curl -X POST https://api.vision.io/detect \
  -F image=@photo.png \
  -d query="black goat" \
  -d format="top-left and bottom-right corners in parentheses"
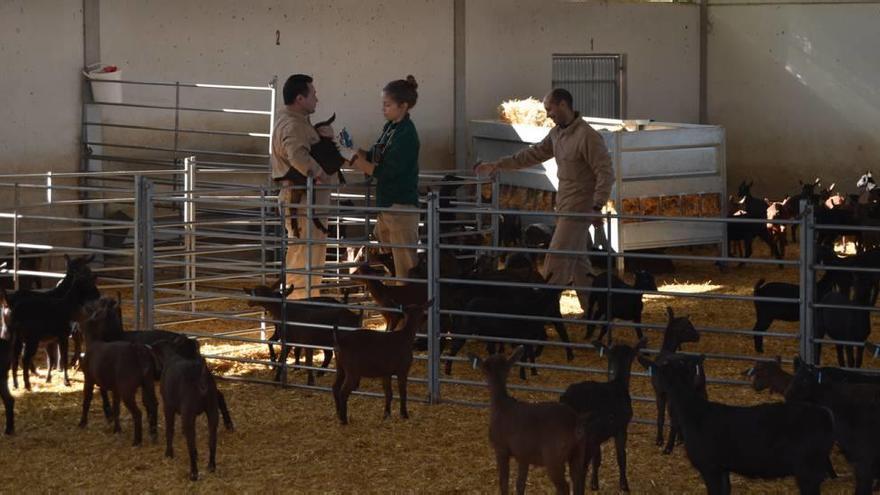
top-left (559, 339), bottom-right (645, 492)
top-left (750, 274), bottom-right (833, 354)
top-left (786, 363), bottom-right (880, 495)
top-left (153, 336), bottom-right (233, 481)
top-left (244, 284), bottom-right (360, 386)
top-left (661, 356), bottom-right (834, 495)
top-left (816, 278), bottom-right (873, 368)
top-left (639, 307), bottom-right (701, 452)
top-left (0, 309), bottom-right (14, 434)
top-left (584, 271), bottom-right (657, 342)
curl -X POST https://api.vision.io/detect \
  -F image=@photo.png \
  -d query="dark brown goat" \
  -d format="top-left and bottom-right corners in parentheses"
top-left (743, 356), bottom-right (791, 395)
top-left (78, 303), bottom-right (158, 446)
top-left (243, 284), bottom-right (360, 386)
top-left (331, 301), bottom-right (431, 425)
top-left (353, 263), bottom-right (427, 330)
top-left (153, 336), bottom-right (233, 481)
top-left (472, 347), bottom-right (586, 495)
top-left (640, 307), bottom-right (702, 454)
top-left (0, 309), bottom-right (14, 434)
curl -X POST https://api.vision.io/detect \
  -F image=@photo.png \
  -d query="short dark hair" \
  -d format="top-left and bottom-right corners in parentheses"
top-left (383, 75), bottom-right (419, 109)
top-left (283, 74), bottom-right (313, 105)
top-left (548, 88), bottom-right (574, 109)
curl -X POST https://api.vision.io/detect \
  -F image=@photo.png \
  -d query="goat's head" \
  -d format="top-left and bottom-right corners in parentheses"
top-left (784, 361), bottom-right (821, 403)
top-left (398, 299), bottom-right (433, 333)
top-left (599, 338), bottom-right (647, 382)
top-left (81, 296), bottom-right (123, 342)
top-left (743, 356), bottom-right (783, 393)
top-left (654, 353), bottom-right (707, 392)
top-left (736, 180), bottom-right (754, 201)
top-left (243, 283), bottom-right (294, 305)
top-left (665, 306), bottom-right (700, 346)
top-left (634, 270), bottom-right (658, 292)
top-left (469, 345), bottom-right (525, 383)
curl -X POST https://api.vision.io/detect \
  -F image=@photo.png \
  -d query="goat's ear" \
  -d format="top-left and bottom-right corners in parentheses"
top-left (814, 177), bottom-right (821, 185)
top-left (635, 337), bottom-right (648, 351)
top-left (829, 183), bottom-right (836, 191)
top-left (636, 354), bottom-right (654, 370)
top-left (666, 306), bottom-right (674, 320)
top-left (466, 353), bottom-right (482, 370)
top-left (774, 355), bottom-right (782, 364)
top-left (742, 367), bottom-right (755, 377)
top-left (86, 254), bottom-right (96, 263)
top-left (64, 253), bottom-right (71, 264)
top-left (509, 346), bottom-right (526, 365)
top-left (423, 298), bottom-right (435, 311)
top-left (792, 355), bottom-right (802, 371)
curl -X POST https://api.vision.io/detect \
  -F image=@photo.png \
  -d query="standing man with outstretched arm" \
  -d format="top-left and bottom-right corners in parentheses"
top-left (271, 74), bottom-right (335, 298)
top-left (475, 88), bottom-right (615, 313)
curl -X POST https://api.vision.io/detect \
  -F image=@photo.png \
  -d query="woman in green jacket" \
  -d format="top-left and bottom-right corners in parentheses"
top-left (351, 75), bottom-right (421, 279)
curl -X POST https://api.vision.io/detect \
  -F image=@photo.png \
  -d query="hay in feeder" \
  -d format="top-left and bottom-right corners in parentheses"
top-left (498, 97), bottom-right (553, 128)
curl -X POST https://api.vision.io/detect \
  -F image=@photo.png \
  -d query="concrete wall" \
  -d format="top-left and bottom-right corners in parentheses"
top-left (0, 0), bottom-right (83, 178)
top-left (466, 0), bottom-right (700, 127)
top-left (707, 3), bottom-right (880, 198)
top-left (99, 0), bottom-right (455, 170)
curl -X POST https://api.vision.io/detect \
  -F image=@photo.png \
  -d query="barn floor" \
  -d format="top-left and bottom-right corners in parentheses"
top-left (2, 242), bottom-right (876, 492)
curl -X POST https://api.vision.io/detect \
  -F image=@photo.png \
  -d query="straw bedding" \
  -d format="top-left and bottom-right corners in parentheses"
top-left (1, 242), bottom-right (875, 492)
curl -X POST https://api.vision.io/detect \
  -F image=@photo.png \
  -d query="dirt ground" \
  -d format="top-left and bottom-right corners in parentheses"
top-left (1, 242), bottom-right (876, 493)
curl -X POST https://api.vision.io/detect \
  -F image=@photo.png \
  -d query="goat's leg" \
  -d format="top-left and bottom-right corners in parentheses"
top-left (59, 338), bottom-right (70, 387)
top-left (78, 376), bottom-right (94, 428)
top-left (182, 413), bottom-right (199, 481)
top-left (444, 336), bottom-right (468, 375)
top-left (121, 392), bottom-right (143, 446)
top-left (615, 429), bottom-right (630, 492)
top-left (634, 314), bottom-right (644, 340)
top-left (663, 418), bottom-right (679, 454)
top-left (217, 391), bottom-right (234, 431)
top-left (293, 346), bottom-right (302, 370)
top-left (100, 388), bottom-right (112, 422)
top-left (332, 369), bottom-right (344, 421)
top-left (317, 349), bottom-right (331, 378)
top-left (11, 336), bottom-right (21, 389)
top-left (834, 344), bottom-right (845, 367)
top-left (590, 444), bottom-right (601, 491)
top-left (21, 340), bottom-right (37, 391)
top-left (584, 302), bottom-right (599, 340)
top-left (845, 345), bottom-right (856, 368)
top-left (398, 373), bottom-right (409, 419)
top-left (206, 403), bottom-right (219, 474)
top-left (0, 358), bottom-right (12, 434)
top-left (551, 322), bottom-right (575, 361)
top-left (382, 376), bottom-right (393, 419)
top-left (654, 394), bottom-right (666, 446)
top-left (515, 461), bottom-right (530, 495)
top-left (752, 317), bottom-right (770, 354)
top-left (496, 451), bottom-right (511, 495)
top-left (856, 346), bottom-right (865, 368)
top-left (164, 403), bottom-right (176, 458)
top-left (825, 456), bottom-right (838, 480)
top-left (111, 391), bottom-right (122, 433)
top-left (142, 382), bottom-right (159, 442)
top-left (337, 375), bottom-right (358, 425)
top-left (545, 461), bottom-right (569, 495)
top-left (273, 342), bottom-right (292, 383)
top-left (305, 349), bottom-right (315, 387)
top-left (570, 441), bottom-right (587, 495)
top-left (698, 468), bottom-right (725, 495)
top-left (266, 326), bottom-right (279, 363)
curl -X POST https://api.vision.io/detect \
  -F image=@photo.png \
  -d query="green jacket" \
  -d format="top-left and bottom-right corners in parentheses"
top-left (367, 114), bottom-right (420, 207)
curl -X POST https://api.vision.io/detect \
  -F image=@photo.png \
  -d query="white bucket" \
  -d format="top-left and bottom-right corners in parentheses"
top-left (84, 65), bottom-right (123, 104)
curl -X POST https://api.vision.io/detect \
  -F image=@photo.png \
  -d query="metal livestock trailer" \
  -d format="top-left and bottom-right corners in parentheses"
top-left (470, 117), bottom-right (727, 268)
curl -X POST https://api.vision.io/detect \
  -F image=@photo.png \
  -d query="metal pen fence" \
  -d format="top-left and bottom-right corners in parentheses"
top-left (4, 168), bottom-right (880, 425)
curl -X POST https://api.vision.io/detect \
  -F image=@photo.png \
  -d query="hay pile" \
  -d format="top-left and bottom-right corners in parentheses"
top-left (498, 97), bottom-right (553, 128)
top-left (0, 242), bottom-right (876, 492)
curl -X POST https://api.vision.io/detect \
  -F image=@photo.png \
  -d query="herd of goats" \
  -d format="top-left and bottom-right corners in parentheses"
top-left (0, 170), bottom-right (879, 492)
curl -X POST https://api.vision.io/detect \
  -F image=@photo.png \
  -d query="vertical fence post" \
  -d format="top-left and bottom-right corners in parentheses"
top-left (183, 156), bottom-right (197, 313)
top-left (305, 175), bottom-right (314, 298)
top-left (133, 176), bottom-right (143, 331)
top-left (259, 185), bottom-right (268, 342)
top-left (799, 201), bottom-right (815, 364)
top-left (604, 209), bottom-right (614, 345)
top-left (12, 183), bottom-right (19, 290)
top-left (426, 192), bottom-right (441, 404)
top-left (135, 176), bottom-right (154, 331)
top-left (279, 183), bottom-right (289, 387)
top-left (490, 174), bottom-right (500, 254)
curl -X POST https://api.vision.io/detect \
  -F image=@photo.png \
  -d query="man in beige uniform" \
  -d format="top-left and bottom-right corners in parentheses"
top-left (475, 88), bottom-right (614, 312)
top-left (271, 74), bottom-right (335, 298)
